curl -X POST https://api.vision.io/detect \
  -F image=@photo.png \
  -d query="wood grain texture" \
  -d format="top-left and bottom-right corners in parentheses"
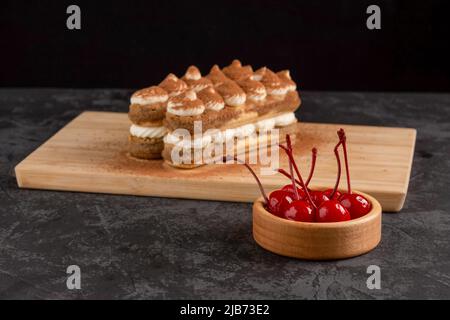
top-left (252, 191), bottom-right (382, 260)
top-left (15, 111), bottom-right (416, 212)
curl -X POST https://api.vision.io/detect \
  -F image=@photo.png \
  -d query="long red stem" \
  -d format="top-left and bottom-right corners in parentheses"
top-left (338, 129), bottom-right (352, 194)
top-left (305, 148), bottom-right (317, 186)
top-left (288, 155), bottom-right (300, 200)
top-left (285, 135), bottom-right (300, 200)
top-left (286, 134), bottom-right (293, 151)
top-left (225, 156), bottom-right (269, 204)
top-left (278, 147), bottom-right (317, 188)
top-left (279, 143), bottom-right (317, 210)
top-left (330, 139), bottom-right (343, 199)
top-left (278, 168), bottom-right (301, 186)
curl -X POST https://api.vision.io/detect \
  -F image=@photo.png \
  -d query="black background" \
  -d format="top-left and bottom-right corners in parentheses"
top-left (1, 0), bottom-right (449, 91)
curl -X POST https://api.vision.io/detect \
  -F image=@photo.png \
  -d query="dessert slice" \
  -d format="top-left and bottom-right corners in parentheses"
top-left (162, 60), bottom-right (302, 168)
top-left (128, 86), bottom-right (169, 159)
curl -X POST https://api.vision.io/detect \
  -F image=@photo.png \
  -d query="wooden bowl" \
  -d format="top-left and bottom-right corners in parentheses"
top-left (253, 190), bottom-right (382, 260)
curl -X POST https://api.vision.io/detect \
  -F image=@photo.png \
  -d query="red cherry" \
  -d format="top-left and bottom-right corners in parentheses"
top-left (339, 193), bottom-right (372, 219)
top-left (336, 129), bottom-right (372, 219)
top-left (282, 200), bottom-right (315, 222)
top-left (269, 190), bottom-right (294, 216)
top-left (323, 188), bottom-right (341, 200)
top-left (281, 184), bottom-right (306, 199)
top-left (279, 136), bottom-right (318, 212)
top-left (317, 200), bottom-right (351, 222)
top-left (310, 190), bottom-right (330, 207)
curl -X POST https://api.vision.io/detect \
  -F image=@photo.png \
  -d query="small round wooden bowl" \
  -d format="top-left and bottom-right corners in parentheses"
top-left (253, 190), bottom-right (382, 260)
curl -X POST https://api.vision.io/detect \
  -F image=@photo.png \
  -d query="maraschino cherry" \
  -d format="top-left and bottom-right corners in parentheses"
top-left (315, 136), bottom-right (351, 222)
top-left (304, 147), bottom-right (336, 207)
top-left (282, 159), bottom-right (314, 222)
top-left (316, 200), bottom-right (351, 222)
top-left (278, 147), bottom-right (317, 200)
top-left (270, 145), bottom-right (302, 216)
top-left (281, 184), bottom-right (305, 199)
top-left (276, 136), bottom-right (351, 222)
top-left (279, 147), bottom-right (329, 207)
top-left (231, 129), bottom-right (371, 223)
top-left (283, 199), bottom-right (315, 222)
top-left (278, 135), bottom-right (316, 222)
top-left (336, 129), bottom-right (372, 219)
top-left (322, 189), bottom-right (342, 200)
top-left (268, 190), bottom-right (294, 216)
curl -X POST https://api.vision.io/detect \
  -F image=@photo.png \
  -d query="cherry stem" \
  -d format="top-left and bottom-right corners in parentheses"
top-left (338, 128), bottom-right (352, 194)
top-left (279, 139), bottom-right (317, 210)
top-left (278, 168), bottom-right (301, 186)
top-left (305, 148), bottom-right (317, 186)
top-left (278, 147), bottom-right (317, 188)
top-left (330, 139), bottom-right (343, 199)
top-left (224, 156), bottom-right (269, 204)
top-left (287, 155), bottom-right (300, 201)
top-left (285, 134), bottom-right (300, 200)
top-left (286, 134), bottom-right (293, 152)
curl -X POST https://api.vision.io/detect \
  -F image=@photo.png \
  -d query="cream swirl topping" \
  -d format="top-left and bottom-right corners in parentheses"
top-left (167, 90), bottom-right (205, 116)
top-left (207, 65), bottom-right (230, 86)
top-left (261, 68), bottom-right (289, 96)
top-left (237, 78), bottom-right (267, 102)
top-left (184, 66), bottom-right (201, 80)
top-left (276, 70), bottom-right (297, 92)
top-left (159, 73), bottom-right (188, 97)
top-left (216, 81), bottom-right (246, 107)
top-left (130, 86), bottom-right (168, 105)
top-left (251, 67), bottom-right (267, 81)
top-left (197, 87), bottom-right (225, 111)
top-left (182, 66), bottom-right (213, 92)
top-left (222, 59), bottom-right (253, 81)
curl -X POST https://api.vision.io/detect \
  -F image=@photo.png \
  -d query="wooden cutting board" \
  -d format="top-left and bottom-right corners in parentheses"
top-left (15, 111), bottom-right (416, 212)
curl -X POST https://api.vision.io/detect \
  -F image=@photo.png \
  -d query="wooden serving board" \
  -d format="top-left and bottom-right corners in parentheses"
top-left (15, 111), bottom-right (416, 212)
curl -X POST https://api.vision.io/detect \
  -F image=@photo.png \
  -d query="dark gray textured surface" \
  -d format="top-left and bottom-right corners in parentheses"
top-left (1, 89), bottom-right (449, 300)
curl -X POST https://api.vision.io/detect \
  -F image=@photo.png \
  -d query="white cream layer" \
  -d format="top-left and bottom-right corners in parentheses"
top-left (167, 104), bottom-right (205, 116)
top-left (164, 112), bottom-right (297, 148)
top-left (130, 124), bottom-right (167, 139)
top-left (272, 112), bottom-right (297, 126)
top-left (130, 94), bottom-right (168, 106)
top-left (256, 118), bottom-right (276, 131)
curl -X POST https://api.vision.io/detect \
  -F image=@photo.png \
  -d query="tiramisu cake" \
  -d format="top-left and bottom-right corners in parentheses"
top-left (128, 60), bottom-right (301, 167)
top-left (128, 75), bottom-right (187, 159)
